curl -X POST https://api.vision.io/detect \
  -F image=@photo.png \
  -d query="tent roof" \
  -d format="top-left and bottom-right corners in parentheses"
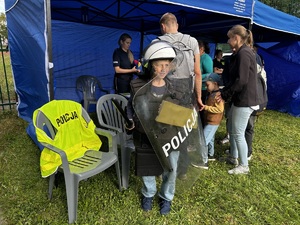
top-left (49, 0), bottom-right (300, 42)
top-left (252, 1), bottom-right (300, 42)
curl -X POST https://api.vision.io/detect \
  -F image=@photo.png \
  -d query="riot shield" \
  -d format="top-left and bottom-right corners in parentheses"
top-left (133, 75), bottom-right (207, 192)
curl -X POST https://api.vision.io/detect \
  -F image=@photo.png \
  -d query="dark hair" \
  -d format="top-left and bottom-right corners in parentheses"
top-left (198, 40), bottom-right (210, 54)
top-left (118, 33), bottom-right (132, 46)
top-left (215, 49), bottom-right (223, 57)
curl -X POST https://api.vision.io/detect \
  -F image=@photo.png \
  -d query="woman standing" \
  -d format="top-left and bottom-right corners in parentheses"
top-left (218, 25), bottom-right (259, 175)
top-left (113, 33), bottom-right (140, 93)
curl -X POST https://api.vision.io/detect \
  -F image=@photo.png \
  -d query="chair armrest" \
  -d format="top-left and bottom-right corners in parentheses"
top-left (95, 128), bottom-right (118, 155)
top-left (98, 124), bottom-right (123, 134)
top-left (41, 143), bottom-right (72, 175)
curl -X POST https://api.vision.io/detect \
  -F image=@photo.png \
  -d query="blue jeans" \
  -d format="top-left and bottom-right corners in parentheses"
top-left (203, 124), bottom-right (219, 157)
top-left (141, 151), bottom-right (179, 202)
top-left (197, 113), bottom-right (209, 164)
top-left (228, 105), bottom-right (254, 166)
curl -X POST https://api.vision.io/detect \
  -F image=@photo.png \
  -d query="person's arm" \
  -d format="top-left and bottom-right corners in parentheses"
top-left (213, 59), bottom-right (223, 74)
top-left (114, 66), bottom-right (138, 74)
top-left (221, 49), bottom-right (251, 101)
top-left (194, 53), bottom-right (203, 108)
top-left (113, 49), bottom-right (139, 74)
top-left (204, 97), bottom-right (224, 114)
top-left (214, 67), bottom-right (223, 74)
top-left (202, 56), bottom-right (213, 80)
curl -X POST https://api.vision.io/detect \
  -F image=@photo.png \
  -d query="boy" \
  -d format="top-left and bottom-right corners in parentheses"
top-left (192, 73), bottom-right (224, 168)
top-left (126, 41), bottom-right (178, 215)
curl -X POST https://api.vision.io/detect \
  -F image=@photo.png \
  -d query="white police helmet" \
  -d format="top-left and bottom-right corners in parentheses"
top-left (142, 41), bottom-right (176, 68)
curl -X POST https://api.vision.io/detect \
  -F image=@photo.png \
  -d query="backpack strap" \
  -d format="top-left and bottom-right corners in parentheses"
top-left (180, 34), bottom-right (191, 49)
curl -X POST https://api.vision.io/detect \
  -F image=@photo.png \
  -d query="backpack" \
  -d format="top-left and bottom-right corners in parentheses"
top-left (252, 64), bottom-right (268, 116)
top-left (157, 34), bottom-right (195, 78)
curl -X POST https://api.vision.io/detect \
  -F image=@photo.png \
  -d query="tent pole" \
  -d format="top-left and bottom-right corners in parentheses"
top-left (248, 20), bottom-right (253, 31)
top-left (46, 0), bottom-right (54, 100)
top-left (139, 34), bottom-right (144, 59)
top-left (249, 0), bottom-right (255, 32)
top-left (139, 19), bottom-right (145, 58)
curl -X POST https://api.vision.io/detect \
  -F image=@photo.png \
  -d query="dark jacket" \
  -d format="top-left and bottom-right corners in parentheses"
top-left (127, 77), bottom-right (165, 176)
top-left (221, 44), bottom-right (259, 107)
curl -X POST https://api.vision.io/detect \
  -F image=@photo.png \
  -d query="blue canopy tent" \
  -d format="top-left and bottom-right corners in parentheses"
top-left (257, 41), bottom-right (300, 117)
top-left (4, 0), bottom-right (300, 122)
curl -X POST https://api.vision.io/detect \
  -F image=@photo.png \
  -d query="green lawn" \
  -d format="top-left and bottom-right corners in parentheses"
top-left (0, 109), bottom-right (299, 225)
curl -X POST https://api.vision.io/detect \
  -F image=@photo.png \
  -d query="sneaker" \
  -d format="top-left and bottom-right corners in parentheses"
top-left (208, 155), bottom-right (216, 161)
top-left (228, 165), bottom-right (249, 175)
top-left (141, 196), bottom-right (153, 211)
top-left (159, 198), bottom-right (171, 215)
top-left (247, 154), bottom-right (252, 161)
top-left (191, 162), bottom-right (209, 169)
top-left (220, 135), bottom-right (230, 144)
top-left (219, 155), bottom-right (238, 166)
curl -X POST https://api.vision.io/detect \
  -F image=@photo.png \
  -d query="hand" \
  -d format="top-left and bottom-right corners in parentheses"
top-left (197, 98), bottom-right (205, 111)
top-left (215, 91), bottom-right (223, 103)
top-left (132, 66), bottom-right (140, 73)
top-left (125, 119), bottom-right (135, 130)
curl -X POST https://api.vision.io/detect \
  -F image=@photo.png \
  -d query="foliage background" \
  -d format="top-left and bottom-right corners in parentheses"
top-left (260, 0), bottom-right (300, 18)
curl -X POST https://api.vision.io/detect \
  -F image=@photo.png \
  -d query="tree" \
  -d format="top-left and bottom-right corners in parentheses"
top-left (0, 13), bottom-right (8, 44)
top-left (260, 0), bottom-right (300, 18)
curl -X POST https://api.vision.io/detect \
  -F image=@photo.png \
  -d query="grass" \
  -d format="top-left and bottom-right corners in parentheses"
top-left (0, 50), bottom-right (15, 102)
top-left (0, 109), bottom-right (299, 224)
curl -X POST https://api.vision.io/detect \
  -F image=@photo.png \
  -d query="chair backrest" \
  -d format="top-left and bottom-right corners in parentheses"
top-left (76, 75), bottom-right (109, 101)
top-left (33, 100), bottom-right (102, 177)
top-left (96, 94), bottom-right (128, 134)
top-left (35, 101), bottom-right (92, 137)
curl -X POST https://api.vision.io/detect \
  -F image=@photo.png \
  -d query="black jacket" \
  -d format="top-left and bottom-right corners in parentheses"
top-left (221, 44), bottom-right (259, 107)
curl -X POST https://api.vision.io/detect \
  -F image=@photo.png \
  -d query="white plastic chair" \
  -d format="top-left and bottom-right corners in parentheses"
top-left (96, 94), bottom-right (135, 189)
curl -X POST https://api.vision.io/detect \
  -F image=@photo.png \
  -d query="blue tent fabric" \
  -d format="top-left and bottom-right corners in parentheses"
top-left (160, 0), bottom-right (253, 18)
top-left (253, 1), bottom-right (300, 37)
top-left (52, 20), bottom-right (154, 103)
top-left (4, 0), bottom-right (300, 121)
top-left (6, 0), bottom-right (49, 122)
top-left (258, 42), bottom-right (300, 117)
top-left (267, 41), bottom-right (300, 64)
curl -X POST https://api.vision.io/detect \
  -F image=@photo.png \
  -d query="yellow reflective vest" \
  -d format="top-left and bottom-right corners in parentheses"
top-left (33, 100), bottom-right (102, 178)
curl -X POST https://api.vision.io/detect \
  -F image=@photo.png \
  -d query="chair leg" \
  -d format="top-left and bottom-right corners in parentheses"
top-left (48, 174), bottom-right (55, 199)
top-left (64, 175), bottom-right (78, 224)
top-left (121, 147), bottom-right (132, 189)
top-left (115, 160), bottom-right (122, 191)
